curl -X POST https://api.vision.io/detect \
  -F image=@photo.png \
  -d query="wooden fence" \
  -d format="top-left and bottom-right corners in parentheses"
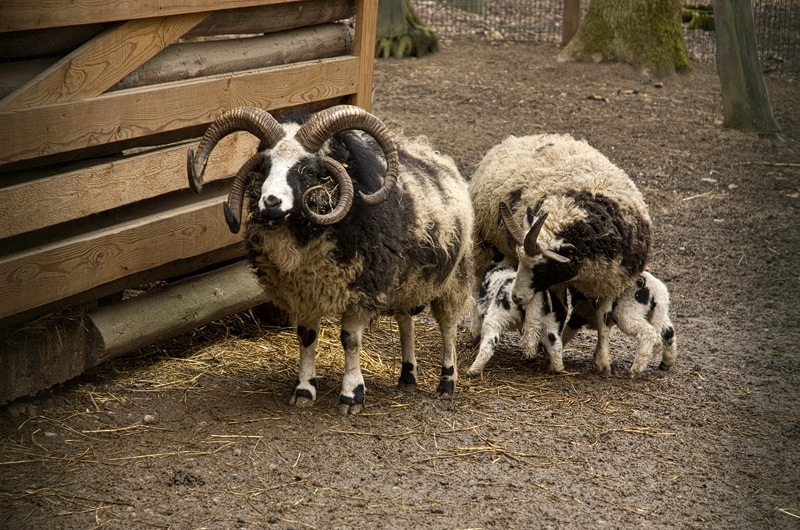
top-left (0, 0), bottom-right (379, 402)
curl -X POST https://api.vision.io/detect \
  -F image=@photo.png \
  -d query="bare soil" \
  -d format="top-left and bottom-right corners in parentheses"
top-left (2, 40), bottom-right (799, 529)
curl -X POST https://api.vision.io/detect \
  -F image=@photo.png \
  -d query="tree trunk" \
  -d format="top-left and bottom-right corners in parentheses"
top-left (560, 0), bottom-right (691, 75)
top-left (713, 0), bottom-right (781, 135)
top-left (375, 0), bottom-right (438, 58)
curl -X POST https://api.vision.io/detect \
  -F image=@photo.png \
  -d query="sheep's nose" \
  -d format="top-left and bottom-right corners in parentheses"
top-left (512, 294), bottom-right (523, 306)
top-left (263, 195), bottom-right (281, 208)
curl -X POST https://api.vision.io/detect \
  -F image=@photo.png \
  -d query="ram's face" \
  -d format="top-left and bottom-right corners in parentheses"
top-left (257, 135), bottom-right (325, 226)
top-left (512, 242), bottom-right (579, 307)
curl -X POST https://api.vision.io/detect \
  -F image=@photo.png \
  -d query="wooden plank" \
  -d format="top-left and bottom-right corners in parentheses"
top-left (0, 0), bottom-right (306, 33)
top-left (0, 13), bottom-right (210, 111)
top-left (352, 0), bottom-right (377, 111)
top-left (0, 132), bottom-right (260, 239)
top-left (0, 191), bottom-right (245, 320)
top-left (0, 56), bottom-right (359, 166)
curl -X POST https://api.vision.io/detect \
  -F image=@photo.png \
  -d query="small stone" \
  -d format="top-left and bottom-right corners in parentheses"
top-left (143, 414), bottom-right (157, 424)
top-left (700, 178), bottom-right (718, 185)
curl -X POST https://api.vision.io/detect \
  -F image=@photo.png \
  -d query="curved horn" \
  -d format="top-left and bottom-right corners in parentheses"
top-left (301, 157), bottom-right (355, 225)
top-left (188, 107), bottom-right (285, 193)
top-left (221, 151), bottom-right (265, 234)
top-left (499, 202), bottom-right (525, 245)
top-left (523, 211), bottom-right (549, 257)
top-left (294, 105), bottom-right (399, 206)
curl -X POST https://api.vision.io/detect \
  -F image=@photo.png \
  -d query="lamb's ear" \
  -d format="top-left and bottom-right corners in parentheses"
top-left (525, 206), bottom-right (535, 227)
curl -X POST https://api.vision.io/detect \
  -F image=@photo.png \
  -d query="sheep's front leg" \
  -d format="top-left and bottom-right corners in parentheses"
top-left (339, 310), bottom-right (369, 415)
top-left (290, 319), bottom-right (320, 407)
top-left (431, 301), bottom-right (457, 396)
top-left (593, 297), bottom-right (614, 376)
top-left (396, 314), bottom-right (418, 386)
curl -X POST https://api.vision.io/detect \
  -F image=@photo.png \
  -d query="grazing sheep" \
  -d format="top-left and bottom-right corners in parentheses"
top-left (563, 271), bottom-right (677, 377)
top-left (470, 133), bottom-right (651, 375)
top-left (187, 105), bottom-right (473, 413)
top-left (466, 252), bottom-right (568, 376)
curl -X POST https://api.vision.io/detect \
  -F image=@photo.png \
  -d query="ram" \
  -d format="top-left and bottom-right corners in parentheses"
top-left (466, 252), bottom-right (568, 376)
top-left (563, 271), bottom-right (677, 377)
top-left (470, 133), bottom-right (651, 375)
top-left (187, 105), bottom-right (473, 413)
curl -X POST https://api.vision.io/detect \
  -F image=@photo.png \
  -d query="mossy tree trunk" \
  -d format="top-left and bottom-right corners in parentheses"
top-left (560, 0), bottom-right (691, 75)
top-left (376, 0), bottom-right (439, 58)
top-left (713, 0), bottom-right (780, 136)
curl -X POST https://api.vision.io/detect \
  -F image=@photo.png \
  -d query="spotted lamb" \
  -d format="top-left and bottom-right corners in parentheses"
top-left (563, 270), bottom-right (677, 376)
top-left (466, 252), bottom-right (567, 376)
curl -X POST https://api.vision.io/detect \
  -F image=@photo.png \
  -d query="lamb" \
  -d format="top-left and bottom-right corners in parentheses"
top-left (466, 252), bottom-right (568, 375)
top-left (187, 105), bottom-right (473, 414)
top-left (562, 271), bottom-right (677, 377)
top-left (469, 133), bottom-right (652, 375)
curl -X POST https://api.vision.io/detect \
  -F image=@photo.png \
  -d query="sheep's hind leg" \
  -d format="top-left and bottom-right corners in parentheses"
top-left (431, 300), bottom-right (458, 397)
top-left (339, 310), bottom-right (370, 415)
top-left (396, 313), bottom-right (418, 387)
top-left (290, 319), bottom-right (320, 407)
top-left (593, 298), bottom-right (614, 376)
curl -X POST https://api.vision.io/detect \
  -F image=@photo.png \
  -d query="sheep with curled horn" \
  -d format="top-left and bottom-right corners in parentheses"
top-left (187, 105), bottom-right (474, 413)
top-left (469, 133), bottom-right (651, 376)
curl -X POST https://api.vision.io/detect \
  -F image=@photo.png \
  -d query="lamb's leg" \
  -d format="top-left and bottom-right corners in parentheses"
top-left (290, 319), bottom-right (320, 407)
top-left (466, 320), bottom-right (502, 376)
top-left (431, 300), bottom-right (458, 396)
top-left (593, 297), bottom-right (614, 376)
top-left (615, 317), bottom-right (659, 378)
top-left (540, 313), bottom-right (565, 374)
top-left (339, 310), bottom-right (370, 415)
top-left (659, 324), bottom-right (677, 370)
top-left (396, 313), bottom-right (418, 386)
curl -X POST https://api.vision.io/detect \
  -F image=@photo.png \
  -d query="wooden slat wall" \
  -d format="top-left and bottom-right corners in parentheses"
top-left (0, 0), bottom-right (377, 325)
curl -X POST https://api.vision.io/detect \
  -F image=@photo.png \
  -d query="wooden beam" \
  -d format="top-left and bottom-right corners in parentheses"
top-left (351, 0), bottom-right (377, 111)
top-left (113, 24), bottom-right (353, 91)
top-left (0, 12), bottom-right (210, 111)
top-left (0, 0), bottom-right (305, 33)
top-left (0, 0), bottom-right (355, 61)
top-left (0, 191), bottom-right (245, 320)
top-left (0, 56), bottom-right (360, 166)
top-left (0, 133), bottom-right (259, 239)
top-left (87, 260), bottom-right (268, 361)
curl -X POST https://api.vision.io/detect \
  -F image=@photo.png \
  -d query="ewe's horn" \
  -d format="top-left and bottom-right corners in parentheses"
top-left (187, 107), bottom-right (285, 193)
top-left (294, 105), bottom-right (399, 206)
top-left (499, 202), bottom-right (525, 245)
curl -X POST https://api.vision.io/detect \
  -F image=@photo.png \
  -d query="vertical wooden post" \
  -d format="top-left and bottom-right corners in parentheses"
top-left (352, 0), bottom-right (378, 111)
top-left (562, 0), bottom-right (580, 46)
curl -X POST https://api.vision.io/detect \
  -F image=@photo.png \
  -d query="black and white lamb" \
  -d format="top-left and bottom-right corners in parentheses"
top-left (563, 271), bottom-right (677, 376)
top-left (469, 133), bottom-right (651, 375)
top-left (466, 252), bottom-right (568, 376)
top-left (187, 105), bottom-right (473, 414)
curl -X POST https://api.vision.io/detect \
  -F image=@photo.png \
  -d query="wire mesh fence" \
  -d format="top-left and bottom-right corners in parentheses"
top-left (409, 0), bottom-right (799, 80)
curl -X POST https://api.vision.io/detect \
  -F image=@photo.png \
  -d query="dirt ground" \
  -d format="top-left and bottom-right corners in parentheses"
top-left (2, 40), bottom-right (799, 529)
